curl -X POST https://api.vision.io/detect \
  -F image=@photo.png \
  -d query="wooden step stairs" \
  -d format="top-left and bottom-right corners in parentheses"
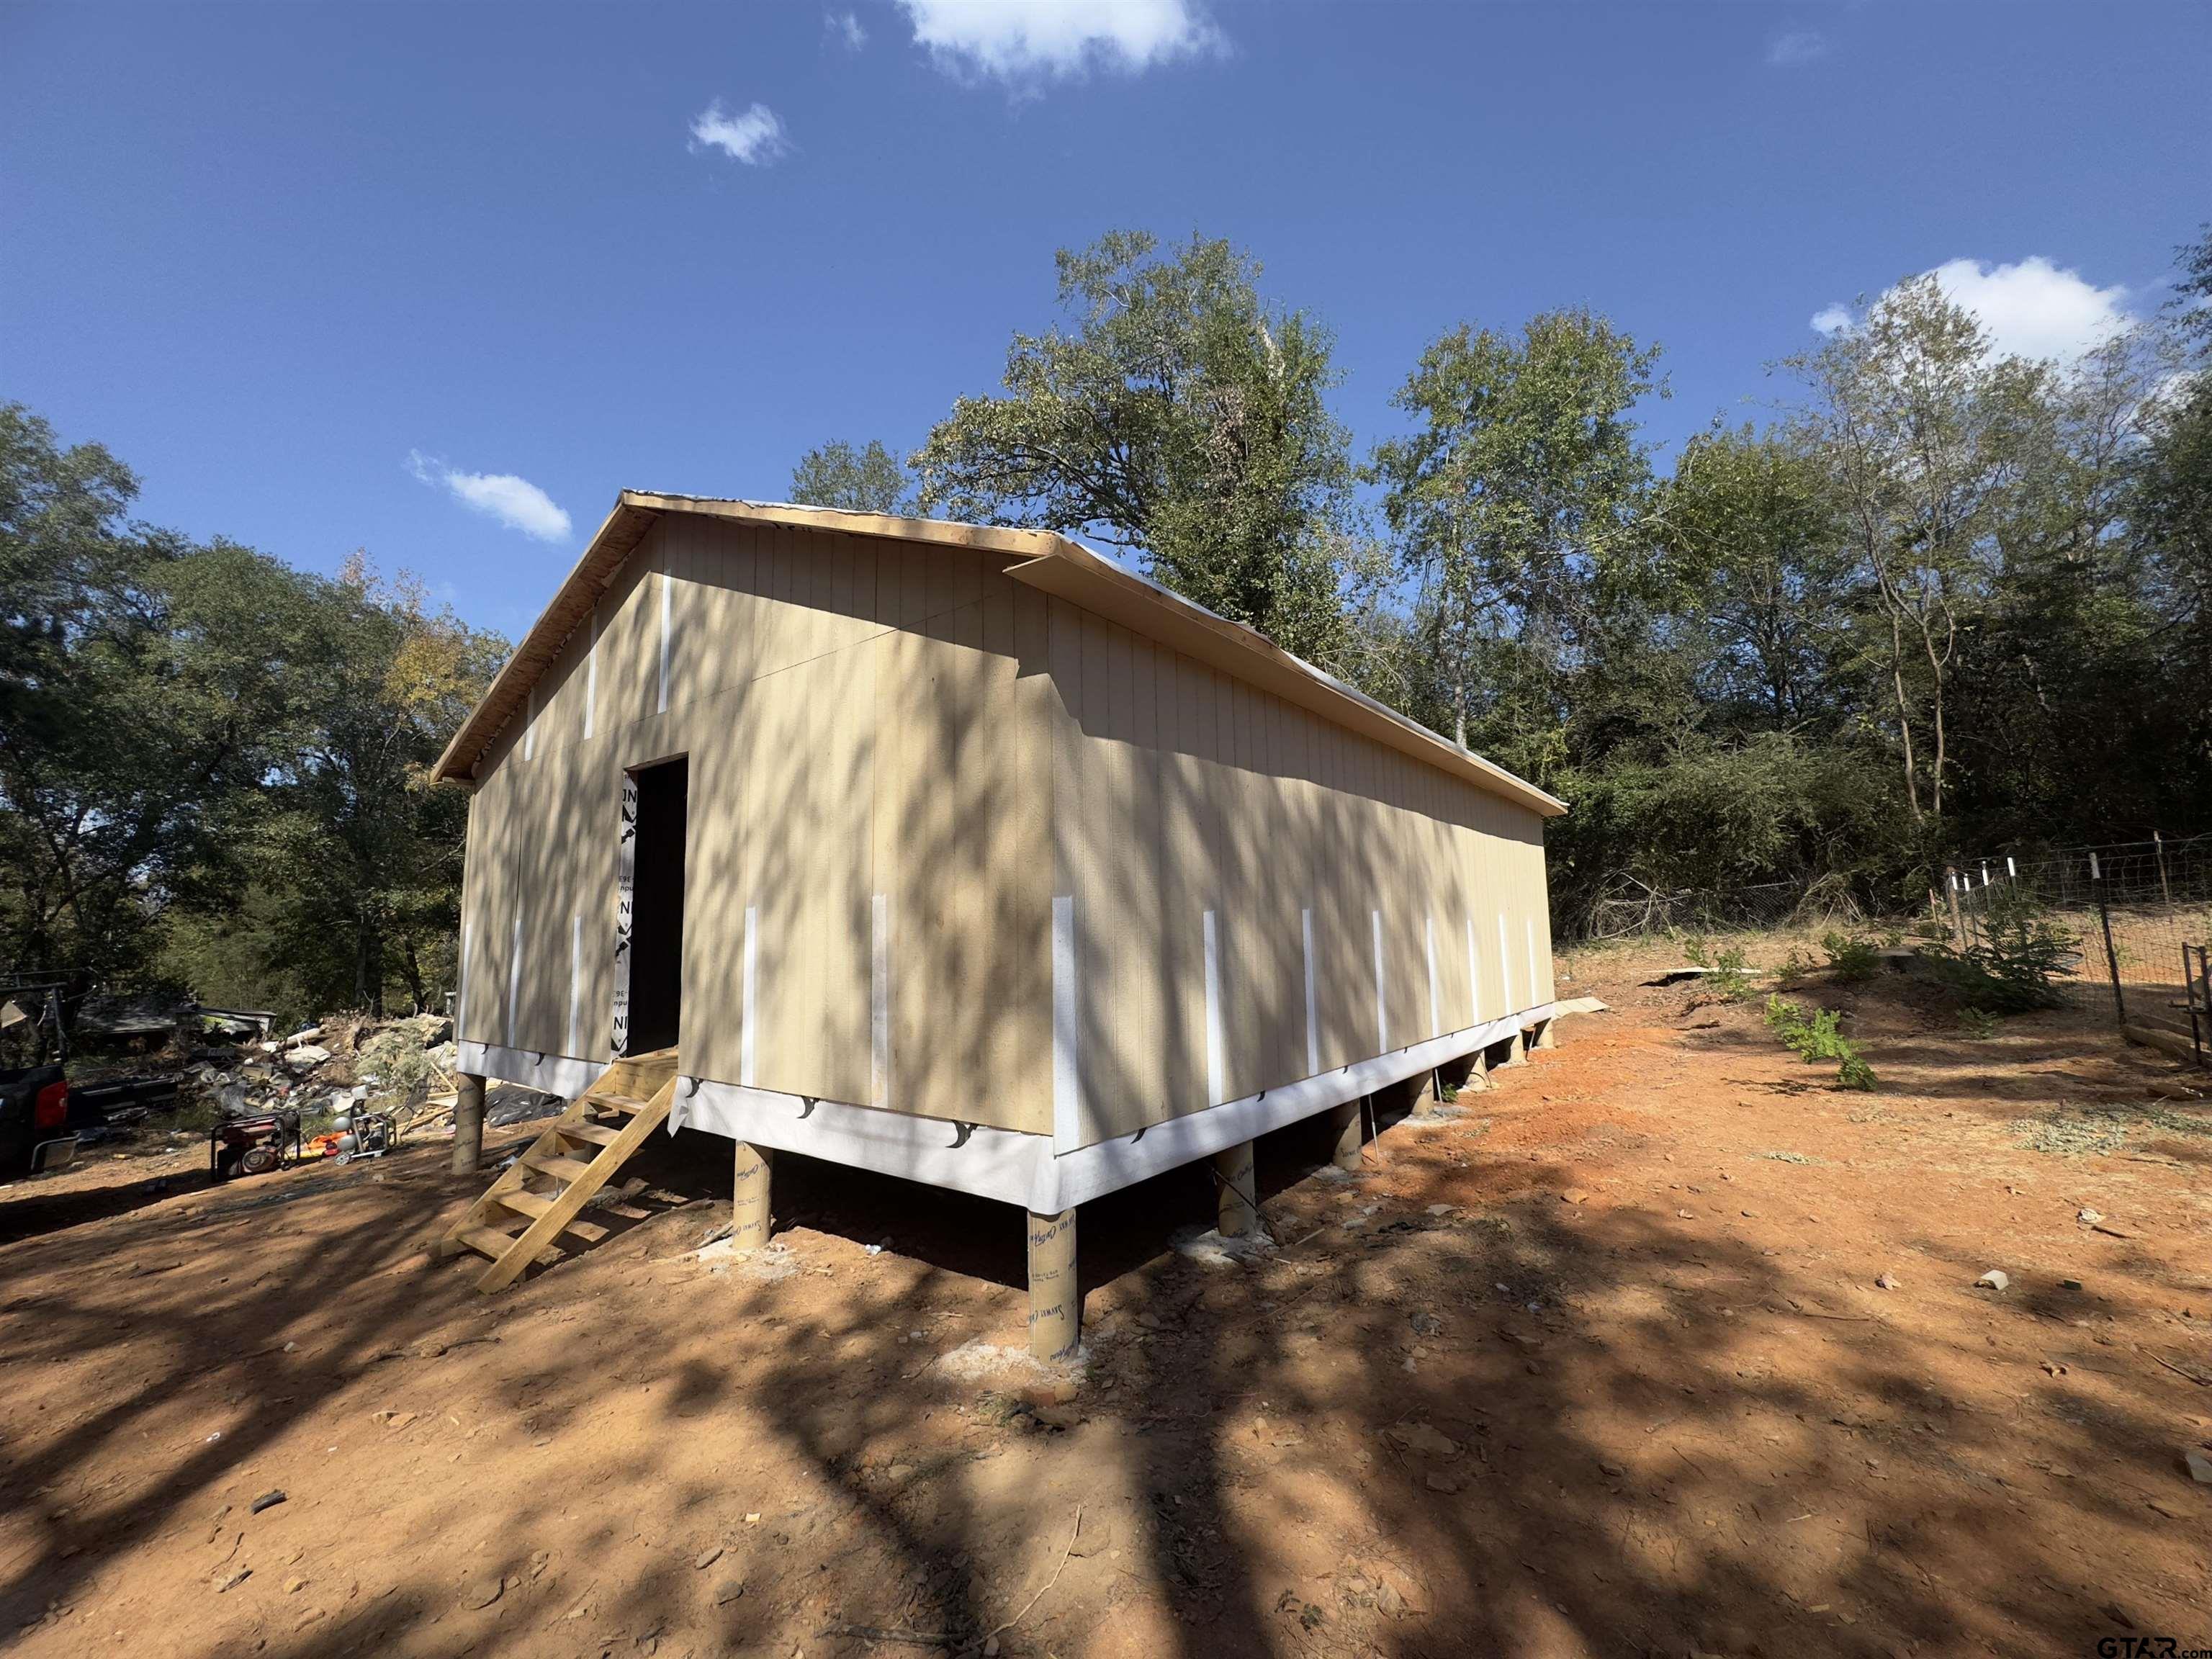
top-left (437, 1048), bottom-right (679, 1293)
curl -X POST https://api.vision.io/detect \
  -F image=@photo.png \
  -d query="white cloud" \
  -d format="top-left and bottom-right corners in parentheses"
top-left (407, 451), bottom-right (572, 542)
top-left (899, 0), bottom-right (1220, 84)
top-left (1809, 257), bottom-right (2136, 364)
top-left (1926, 257), bottom-right (2132, 363)
top-left (826, 9), bottom-right (866, 48)
top-left (1766, 30), bottom-right (1830, 68)
top-left (688, 100), bottom-right (791, 166)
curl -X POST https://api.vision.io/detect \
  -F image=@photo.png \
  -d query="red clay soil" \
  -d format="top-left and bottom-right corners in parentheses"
top-left (2, 954), bottom-right (2208, 1659)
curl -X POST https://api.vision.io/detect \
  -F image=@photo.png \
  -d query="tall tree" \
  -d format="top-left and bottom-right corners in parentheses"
top-left (789, 439), bottom-right (916, 515)
top-left (1370, 309), bottom-right (1663, 759)
top-left (0, 404), bottom-right (312, 993)
top-left (912, 230), bottom-right (1362, 665)
top-left (1655, 423), bottom-right (1851, 733)
top-left (1787, 276), bottom-right (2044, 830)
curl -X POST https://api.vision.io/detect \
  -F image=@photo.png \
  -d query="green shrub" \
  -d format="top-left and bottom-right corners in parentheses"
top-left (1763, 994), bottom-right (1877, 1090)
top-left (1821, 930), bottom-right (1881, 981)
top-left (1915, 894), bottom-right (2077, 1012)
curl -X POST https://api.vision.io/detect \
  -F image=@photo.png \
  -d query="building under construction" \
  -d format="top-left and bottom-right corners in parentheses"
top-left (430, 494), bottom-right (1565, 1355)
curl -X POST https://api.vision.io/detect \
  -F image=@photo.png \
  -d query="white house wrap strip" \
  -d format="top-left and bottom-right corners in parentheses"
top-left (1426, 914), bottom-right (1440, 1038)
top-left (739, 904), bottom-right (757, 1088)
top-left (871, 893), bottom-right (891, 1110)
top-left (657, 572), bottom-right (671, 715)
top-left (1301, 907), bottom-right (1320, 1078)
top-left (506, 907), bottom-right (523, 1050)
top-left (1052, 895), bottom-right (1079, 1149)
top-left (668, 1002), bottom-right (1557, 1214)
top-left (523, 686), bottom-right (536, 761)
top-left (567, 910), bottom-right (582, 1056)
top-left (1372, 909), bottom-right (1389, 1051)
top-left (583, 608), bottom-right (598, 740)
top-left (1498, 912), bottom-right (1514, 1014)
top-left (1203, 909), bottom-right (1226, 1105)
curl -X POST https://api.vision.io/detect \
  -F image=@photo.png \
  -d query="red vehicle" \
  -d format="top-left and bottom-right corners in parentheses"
top-left (0, 986), bottom-right (77, 1177)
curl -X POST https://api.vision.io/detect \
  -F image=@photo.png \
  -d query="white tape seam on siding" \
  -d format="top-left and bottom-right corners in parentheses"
top-left (507, 905), bottom-right (523, 1050)
top-left (1498, 912), bottom-right (1513, 1015)
top-left (1301, 907), bottom-right (1320, 1078)
top-left (458, 922), bottom-right (472, 1038)
top-left (1203, 909), bottom-right (1225, 1107)
top-left (567, 910), bottom-right (581, 1056)
top-left (584, 609), bottom-right (598, 739)
top-left (740, 904), bottom-right (757, 1088)
top-left (657, 572), bottom-right (671, 715)
top-left (1052, 896), bottom-right (1079, 1148)
top-left (1425, 914), bottom-right (1439, 1039)
top-left (1371, 909), bottom-right (1389, 1051)
top-left (1466, 916), bottom-right (1480, 1025)
top-left (871, 894), bottom-right (891, 1110)
top-left (524, 686), bottom-right (536, 761)
top-left (1527, 917), bottom-right (1539, 1006)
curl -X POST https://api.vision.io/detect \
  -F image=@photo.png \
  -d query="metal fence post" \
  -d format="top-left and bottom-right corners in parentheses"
top-left (2089, 850), bottom-right (2126, 1029)
top-left (2154, 830), bottom-right (2172, 909)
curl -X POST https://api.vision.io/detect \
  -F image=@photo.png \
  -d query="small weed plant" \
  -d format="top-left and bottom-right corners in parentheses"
top-left (1821, 931), bottom-right (1881, 981)
top-left (1763, 993), bottom-right (1876, 1090)
top-left (1956, 1006), bottom-right (2000, 1040)
top-left (1685, 935), bottom-right (1756, 999)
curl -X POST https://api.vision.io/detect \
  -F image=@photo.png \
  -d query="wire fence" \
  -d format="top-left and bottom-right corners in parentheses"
top-left (1570, 831), bottom-right (2211, 1063)
top-left (1950, 833), bottom-right (2212, 1043)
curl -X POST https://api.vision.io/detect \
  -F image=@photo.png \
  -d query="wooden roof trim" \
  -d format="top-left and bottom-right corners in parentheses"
top-left (432, 493), bottom-right (1567, 818)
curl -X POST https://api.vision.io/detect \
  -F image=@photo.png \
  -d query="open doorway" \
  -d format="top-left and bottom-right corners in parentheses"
top-left (622, 755), bottom-right (688, 1055)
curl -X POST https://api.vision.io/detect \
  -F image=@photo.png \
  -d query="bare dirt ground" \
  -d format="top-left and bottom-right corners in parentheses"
top-left (4, 953), bottom-right (2209, 1659)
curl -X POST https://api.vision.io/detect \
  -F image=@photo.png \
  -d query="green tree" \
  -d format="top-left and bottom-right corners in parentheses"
top-left (0, 404), bottom-right (313, 994)
top-left (1655, 424), bottom-right (1851, 732)
top-left (912, 230), bottom-right (1361, 665)
top-left (789, 439), bottom-right (916, 515)
top-left (1370, 309), bottom-right (1663, 760)
top-left (1786, 276), bottom-right (2046, 830)
top-left (241, 557), bottom-right (504, 1015)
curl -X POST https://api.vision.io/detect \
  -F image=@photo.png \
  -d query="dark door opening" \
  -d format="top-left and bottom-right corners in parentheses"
top-left (625, 756), bottom-right (688, 1054)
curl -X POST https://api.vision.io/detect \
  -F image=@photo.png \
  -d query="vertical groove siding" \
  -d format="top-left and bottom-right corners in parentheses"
top-left (1045, 594), bottom-right (1551, 1150)
top-left (456, 516), bottom-right (1552, 1146)
top-left (457, 521), bottom-right (1052, 1134)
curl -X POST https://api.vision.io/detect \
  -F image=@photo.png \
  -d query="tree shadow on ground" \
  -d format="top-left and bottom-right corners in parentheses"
top-left (3, 1031), bottom-right (2206, 1658)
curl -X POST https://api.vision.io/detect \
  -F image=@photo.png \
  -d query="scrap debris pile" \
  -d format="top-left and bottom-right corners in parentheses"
top-left (35, 1004), bottom-right (558, 1178)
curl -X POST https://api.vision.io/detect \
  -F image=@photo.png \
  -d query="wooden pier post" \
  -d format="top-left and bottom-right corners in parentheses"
top-left (1330, 1100), bottom-right (1364, 1171)
top-left (1027, 1209), bottom-right (1079, 1362)
top-left (1213, 1141), bottom-right (1260, 1236)
top-left (732, 1141), bottom-right (773, 1250)
top-left (451, 1073), bottom-right (485, 1175)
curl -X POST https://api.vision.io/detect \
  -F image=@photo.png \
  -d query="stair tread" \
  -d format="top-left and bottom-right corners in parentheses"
top-left (554, 1120), bottom-right (624, 1146)
top-left (590, 1094), bottom-right (653, 1115)
top-left (523, 1151), bottom-right (598, 1183)
top-left (493, 1190), bottom-right (610, 1239)
top-left (454, 1224), bottom-right (524, 1261)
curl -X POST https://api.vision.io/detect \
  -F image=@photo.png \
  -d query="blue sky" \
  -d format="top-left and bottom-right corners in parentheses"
top-left (4, 0), bottom-right (2206, 642)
